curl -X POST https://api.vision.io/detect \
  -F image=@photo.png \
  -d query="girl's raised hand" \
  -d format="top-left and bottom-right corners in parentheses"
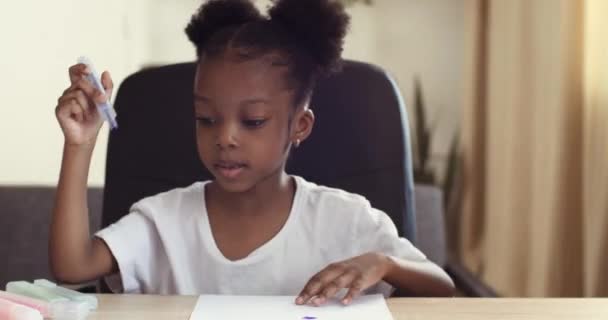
top-left (55, 63), bottom-right (113, 146)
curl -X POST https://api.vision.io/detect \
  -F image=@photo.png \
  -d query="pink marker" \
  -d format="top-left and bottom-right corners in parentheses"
top-left (0, 290), bottom-right (50, 317)
top-left (0, 297), bottom-right (43, 320)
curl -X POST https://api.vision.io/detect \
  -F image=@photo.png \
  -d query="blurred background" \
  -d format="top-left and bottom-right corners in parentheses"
top-left (0, 0), bottom-right (606, 297)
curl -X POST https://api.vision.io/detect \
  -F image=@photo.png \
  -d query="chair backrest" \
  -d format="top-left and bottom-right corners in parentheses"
top-left (102, 60), bottom-right (417, 242)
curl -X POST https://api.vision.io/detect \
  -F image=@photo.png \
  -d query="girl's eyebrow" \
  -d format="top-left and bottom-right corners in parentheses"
top-left (194, 94), bottom-right (271, 113)
top-left (240, 98), bottom-right (269, 106)
top-left (193, 94), bottom-right (268, 106)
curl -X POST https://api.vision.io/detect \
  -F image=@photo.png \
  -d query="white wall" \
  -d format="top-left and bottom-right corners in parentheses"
top-left (144, 0), bottom-right (201, 66)
top-left (0, 0), bottom-right (149, 186)
top-left (368, 0), bottom-right (465, 178)
top-left (0, 0), bottom-right (463, 186)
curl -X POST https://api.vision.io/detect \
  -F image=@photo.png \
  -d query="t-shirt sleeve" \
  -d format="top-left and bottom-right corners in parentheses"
top-left (352, 204), bottom-right (427, 262)
top-left (352, 203), bottom-right (428, 297)
top-left (95, 208), bottom-right (158, 294)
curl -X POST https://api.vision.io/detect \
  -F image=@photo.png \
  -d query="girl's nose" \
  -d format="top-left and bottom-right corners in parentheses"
top-left (215, 122), bottom-right (238, 149)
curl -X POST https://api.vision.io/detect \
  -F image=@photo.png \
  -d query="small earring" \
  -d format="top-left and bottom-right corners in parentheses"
top-left (294, 139), bottom-right (301, 148)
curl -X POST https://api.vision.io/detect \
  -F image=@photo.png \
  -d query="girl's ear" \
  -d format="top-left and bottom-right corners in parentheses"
top-left (291, 108), bottom-right (315, 147)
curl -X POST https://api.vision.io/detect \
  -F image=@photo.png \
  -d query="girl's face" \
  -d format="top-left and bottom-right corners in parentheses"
top-left (193, 53), bottom-right (313, 193)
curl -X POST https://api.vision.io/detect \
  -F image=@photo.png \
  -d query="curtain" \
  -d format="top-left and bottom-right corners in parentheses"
top-left (460, 0), bottom-right (608, 296)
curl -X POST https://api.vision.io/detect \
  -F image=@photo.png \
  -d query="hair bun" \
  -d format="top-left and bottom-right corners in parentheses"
top-left (269, 0), bottom-right (350, 75)
top-left (186, 0), bottom-right (262, 49)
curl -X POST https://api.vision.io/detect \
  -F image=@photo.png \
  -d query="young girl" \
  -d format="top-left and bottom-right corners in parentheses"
top-left (50, 0), bottom-right (454, 305)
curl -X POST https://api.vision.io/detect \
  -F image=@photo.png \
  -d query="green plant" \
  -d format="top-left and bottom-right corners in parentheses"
top-left (442, 134), bottom-right (460, 206)
top-left (413, 77), bottom-right (436, 185)
top-left (412, 78), bottom-right (464, 259)
top-left (412, 77), bottom-right (463, 214)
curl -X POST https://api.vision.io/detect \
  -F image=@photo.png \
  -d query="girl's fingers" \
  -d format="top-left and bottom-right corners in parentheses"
top-left (317, 270), bottom-right (358, 305)
top-left (59, 90), bottom-right (89, 109)
top-left (71, 78), bottom-right (98, 100)
top-left (67, 66), bottom-right (113, 103)
top-left (73, 90), bottom-right (95, 121)
top-left (56, 98), bottom-right (84, 123)
top-left (297, 275), bottom-right (325, 305)
top-left (57, 90), bottom-right (95, 121)
top-left (100, 71), bottom-right (114, 98)
top-left (341, 278), bottom-right (365, 305)
top-left (68, 63), bottom-right (88, 85)
top-left (297, 263), bottom-right (346, 305)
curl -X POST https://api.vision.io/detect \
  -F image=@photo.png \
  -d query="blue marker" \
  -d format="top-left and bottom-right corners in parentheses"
top-left (77, 56), bottom-right (118, 129)
top-left (302, 317), bottom-right (317, 319)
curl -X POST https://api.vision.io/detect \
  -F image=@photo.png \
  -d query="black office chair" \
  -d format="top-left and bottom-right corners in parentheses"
top-left (101, 60), bottom-right (495, 296)
top-left (102, 60), bottom-right (417, 241)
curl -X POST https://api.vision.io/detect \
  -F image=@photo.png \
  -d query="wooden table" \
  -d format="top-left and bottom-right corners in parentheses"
top-left (89, 294), bottom-right (608, 319)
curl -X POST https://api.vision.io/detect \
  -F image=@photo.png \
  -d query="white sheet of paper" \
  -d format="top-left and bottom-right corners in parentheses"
top-left (189, 294), bottom-right (394, 320)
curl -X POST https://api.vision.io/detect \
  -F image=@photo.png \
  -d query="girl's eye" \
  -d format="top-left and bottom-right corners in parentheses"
top-left (242, 119), bottom-right (267, 128)
top-left (196, 117), bottom-right (216, 126)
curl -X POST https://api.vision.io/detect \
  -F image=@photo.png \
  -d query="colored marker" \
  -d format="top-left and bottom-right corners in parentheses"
top-left (34, 279), bottom-right (98, 310)
top-left (0, 290), bottom-right (49, 318)
top-left (0, 297), bottom-right (43, 320)
top-left (6, 281), bottom-right (69, 303)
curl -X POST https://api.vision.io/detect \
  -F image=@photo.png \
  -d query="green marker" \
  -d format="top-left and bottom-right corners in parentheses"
top-left (33, 280), bottom-right (98, 310)
top-left (5, 281), bottom-right (69, 304)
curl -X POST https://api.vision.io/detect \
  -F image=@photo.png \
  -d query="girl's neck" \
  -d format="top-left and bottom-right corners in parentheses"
top-left (207, 170), bottom-right (294, 217)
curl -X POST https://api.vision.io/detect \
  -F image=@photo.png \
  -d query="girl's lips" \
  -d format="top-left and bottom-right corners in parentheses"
top-left (214, 162), bottom-right (247, 179)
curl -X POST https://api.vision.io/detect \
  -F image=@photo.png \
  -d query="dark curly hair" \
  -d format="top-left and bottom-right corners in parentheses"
top-left (185, 0), bottom-right (350, 108)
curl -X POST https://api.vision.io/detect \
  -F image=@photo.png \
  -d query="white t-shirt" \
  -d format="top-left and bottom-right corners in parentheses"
top-left (96, 176), bottom-right (427, 295)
